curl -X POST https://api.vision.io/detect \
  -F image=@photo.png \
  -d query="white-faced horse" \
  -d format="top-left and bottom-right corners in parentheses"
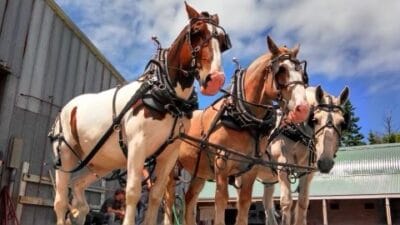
top-left (257, 86), bottom-right (350, 225)
top-left (162, 36), bottom-right (311, 225)
top-left (49, 3), bottom-right (231, 225)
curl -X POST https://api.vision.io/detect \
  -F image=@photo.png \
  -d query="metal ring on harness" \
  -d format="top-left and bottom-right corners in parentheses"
top-left (288, 171), bottom-right (298, 184)
top-left (113, 124), bottom-right (121, 132)
top-left (215, 149), bottom-right (228, 170)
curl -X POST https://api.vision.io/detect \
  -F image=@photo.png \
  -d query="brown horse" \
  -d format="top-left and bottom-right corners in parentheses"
top-left (49, 3), bottom-right (230, 225)
top-left (162, 36), bottom-right (310, 225)
top-left (253, 86), bottom-right (350, 225)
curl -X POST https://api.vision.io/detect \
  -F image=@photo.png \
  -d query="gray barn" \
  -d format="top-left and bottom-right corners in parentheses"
top-left (0, 0), bottom-right (126, 224)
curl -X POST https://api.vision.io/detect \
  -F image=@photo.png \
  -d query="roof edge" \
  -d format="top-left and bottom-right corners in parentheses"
top-left (46, 0), bottom-right (127, 84)
top-left (339, 143), bottom-right (400, 151)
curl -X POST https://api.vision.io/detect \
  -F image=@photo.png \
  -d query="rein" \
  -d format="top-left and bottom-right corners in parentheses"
top-left (183, 56), bottom-right (312, 181)
top-left (270, 98), bottom-right (346, 182)
top-left (49, 49), bottom-right (195, 174)
top-left (49, 80), bottom-right (153, 173)
top-left (178, 132), bottom-right (317, 173)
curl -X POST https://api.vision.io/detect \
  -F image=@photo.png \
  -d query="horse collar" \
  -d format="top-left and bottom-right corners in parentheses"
top-left (141, 49), bottom-right (199, 118)
top-left (221, 69), bottom-right (277, 135)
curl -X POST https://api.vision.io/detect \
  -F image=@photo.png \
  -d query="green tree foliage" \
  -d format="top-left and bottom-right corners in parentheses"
top-left (367, 110), bottom-right (400, 144)
top-left (341, 101), bottom-right (366, 146)
top-left (367, 131), bottom-right (382, 144)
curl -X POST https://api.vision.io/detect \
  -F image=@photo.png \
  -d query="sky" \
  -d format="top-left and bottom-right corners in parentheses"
top-left (55, 0), bottom-right (400, 140)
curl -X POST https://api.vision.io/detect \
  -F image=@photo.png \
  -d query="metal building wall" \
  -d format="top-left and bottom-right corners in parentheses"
top-left (0, 0), bottom-right (125, 224)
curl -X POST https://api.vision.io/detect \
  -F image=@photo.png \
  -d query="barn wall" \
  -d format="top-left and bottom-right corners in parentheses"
top-left (0, 0), bottom-right (125, 224)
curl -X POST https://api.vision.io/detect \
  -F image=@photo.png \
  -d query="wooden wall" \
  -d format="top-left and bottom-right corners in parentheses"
top-left (0, 0), bottom-right (125, 224)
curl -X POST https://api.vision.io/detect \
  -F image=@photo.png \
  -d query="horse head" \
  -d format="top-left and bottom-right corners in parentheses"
top-left (307, 86), bottom-right (350, 173)
top-left (167, 2), bottom-right (230, 98)
top-left (245, 36), bottom-right (309, 123)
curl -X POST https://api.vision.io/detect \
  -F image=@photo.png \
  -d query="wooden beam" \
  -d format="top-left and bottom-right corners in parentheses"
top-left (322, 199), bottom-right (328, 225)
top-left (385, 197), bottom-right (392, 225)
top-left (16, 162), bottom-right (30, 221)
top-left (22, 173), bottom-right (106, 193)
top-left (18, 195), bottom-right (101, 210)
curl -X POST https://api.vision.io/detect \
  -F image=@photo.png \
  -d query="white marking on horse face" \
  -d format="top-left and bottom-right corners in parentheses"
top-left (313, 95), bottom-right (342, 160)
top-left (282, 60), bottom-right (307, 110)
top-left (197, 24), bottom-right (222, 80)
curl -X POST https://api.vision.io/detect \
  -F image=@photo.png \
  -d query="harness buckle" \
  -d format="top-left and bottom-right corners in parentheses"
top-left (113, 124), bottom-right (121, 132)
top-left (165, 104), bottom-right (183, 118)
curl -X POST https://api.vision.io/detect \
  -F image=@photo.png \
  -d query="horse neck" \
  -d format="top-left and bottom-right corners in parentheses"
top-left (242, 57), bottom-right (276, 118)
top-left (165, 30), bottom-right (195, 100)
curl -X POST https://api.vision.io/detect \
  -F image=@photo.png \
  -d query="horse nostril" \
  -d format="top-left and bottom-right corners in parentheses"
top-left (317, 159), bottom-right (334, 173)
top-left (296, 103), bottom-right (309, 113)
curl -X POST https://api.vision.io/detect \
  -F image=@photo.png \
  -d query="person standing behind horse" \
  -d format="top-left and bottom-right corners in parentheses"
top-left (100, 189), bottom-right (126, 225)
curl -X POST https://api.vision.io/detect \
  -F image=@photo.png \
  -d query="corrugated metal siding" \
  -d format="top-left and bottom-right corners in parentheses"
top-left (199, 143), bottom-right (400, 201)
top-left (0, 0), bottom-right (127, 224)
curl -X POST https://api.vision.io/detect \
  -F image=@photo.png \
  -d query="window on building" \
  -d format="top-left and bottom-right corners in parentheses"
top-left (330, 202), bottom-right (340, 210)
top-left (364, 202), bottom-right (375, 210)
top-left (0, 62), bottom-right (11, 107)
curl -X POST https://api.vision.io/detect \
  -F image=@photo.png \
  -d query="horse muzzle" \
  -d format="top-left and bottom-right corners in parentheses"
top-left (286, 102), bottom-right (310, 123)
top-left (317, 158), bottom-right (335, 173)
top-left (200, 71), bottom-right (225, 96)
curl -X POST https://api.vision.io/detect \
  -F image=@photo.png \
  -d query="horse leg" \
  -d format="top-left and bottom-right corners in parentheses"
top-left (294, 173), bottom-right (314, 225)
top-left (278, 170), bottom-right (292, 225)
top-left (214, 173), bottom-right (229, 225)
top-left (54, 169), bottom-right (71, 225)
top-left (69, 169), bottom-right (107, 225)
top-left (185, 177), bottom-right (206, 225)
top-left (53, 138), bottom-right (79, 225)
top-left (163, 171), bottom-right (176, 225)
top-left (123, 143), bottom-right (146, 225)
top-left (263, 184), bottom-right (278, 225)
top-left (235, 171), bottom-right (257, 225)
top-left (143, 143), bottom-right (179, 225)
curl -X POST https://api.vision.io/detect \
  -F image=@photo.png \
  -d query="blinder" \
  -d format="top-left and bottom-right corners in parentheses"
top-left (307, 109), bottom-right (315, 128)
top-left (189, 17), bottom-right (232, 53)
top-left (218, 33), bottom-right (232, 52)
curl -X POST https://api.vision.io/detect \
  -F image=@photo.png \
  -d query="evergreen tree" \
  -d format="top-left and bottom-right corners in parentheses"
top-left (368, 131), bottom-right (382, 144)
top-left (341, 101), bottom-right (366, 146)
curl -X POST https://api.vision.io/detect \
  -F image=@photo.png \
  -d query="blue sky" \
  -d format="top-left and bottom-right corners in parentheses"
top-left (55, 0), bottom-right (400, 140)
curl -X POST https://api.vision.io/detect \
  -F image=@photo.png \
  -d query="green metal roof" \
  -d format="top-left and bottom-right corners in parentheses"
top-left (198, 143), bottom-right (400, 201)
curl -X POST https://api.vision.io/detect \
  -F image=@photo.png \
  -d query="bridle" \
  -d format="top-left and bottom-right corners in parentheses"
top-left (311, 96), bottom-right (346, 138)
top-left (264, 53), bottom-right (309, 115)
top-left (267, 53), bottom-right (309, 91)
top-left (175, 15), bottom-right (231, 79)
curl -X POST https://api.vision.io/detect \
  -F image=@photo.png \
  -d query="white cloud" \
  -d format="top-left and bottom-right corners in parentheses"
top-left (55, 0), bottom-right (400, 81)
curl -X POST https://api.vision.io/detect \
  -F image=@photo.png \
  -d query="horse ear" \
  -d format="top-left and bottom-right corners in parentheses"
top-left (185, 1), bottom-right (200, 19)
top-left (211, 14), bottom-right (219, 24)
top-left (315, 85), bottom-right (324, 104)
top-left (267, 36), bottom-right (280, 55)
top-left (339, 86), bottom-right (350, 105)
top-left (292, 44), bottom-right (300, 57)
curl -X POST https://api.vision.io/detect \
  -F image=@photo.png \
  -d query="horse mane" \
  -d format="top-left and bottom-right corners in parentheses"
top-left (168, 25), bottom-right (189, 60)
top-left (247, 53), bottom-right (272, 74)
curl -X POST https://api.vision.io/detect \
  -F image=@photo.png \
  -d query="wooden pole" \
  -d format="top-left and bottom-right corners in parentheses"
top-left (385, 197), bottom-right (392, 225)
top-left (322, 199), bottom-right (328, 225)
top-left (16, 162), bottom-right (30, 220)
